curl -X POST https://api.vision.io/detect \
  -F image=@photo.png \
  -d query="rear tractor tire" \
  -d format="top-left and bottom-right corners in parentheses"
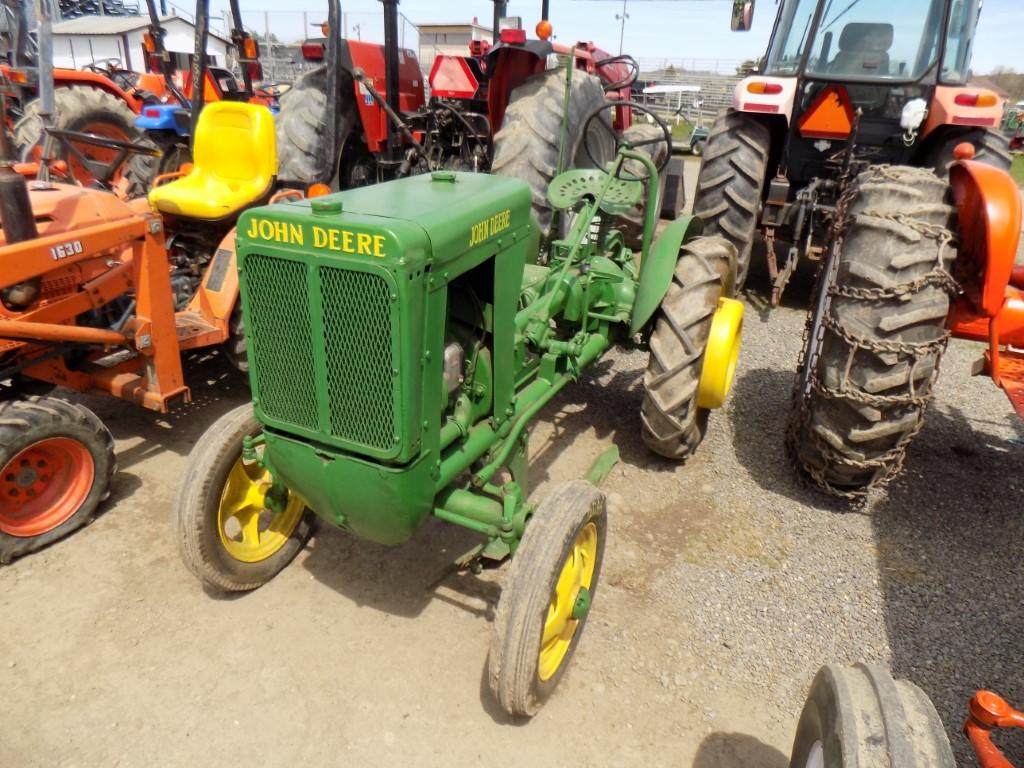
top-left (787, 166), bottom-right (956, 496)
top-left (491, 67), bottom-right (615, 235)
top-left (14, 86), bottom-right (157, 196)
top-left (641, 235), bottom-right (741, 460)
top-left (926, 127), bottom-right (1012, 176)
top-left (174, 404), bottom-right (314, 592)
top-left (691, 110), bottom-right (770, 289)
top-left (488, 480), bottom-right (607, 717)
top-left (789, 664), bottom-right (954, 768)
top-left (0, 396), bottom-right (115, 564)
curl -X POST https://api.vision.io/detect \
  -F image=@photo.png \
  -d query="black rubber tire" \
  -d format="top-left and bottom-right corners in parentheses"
top-left (926, 127), bottom-right (1012, 176)
top-left (488, 480), bottom-right (607, 717)
top-left (491, 67), bottom-right (615, 235)
top-left (223, 302), bottom-right (248, 374)
top-left (690, 138), bottom-right (706, 157)
top-left (691, 110), bottom-right (770, 289)
top-left (641, 235), bottom-right (738, 460)
top-left (0, 396), bottom-right (115, 564)
top-left (617, 122), bottom-right (670, 248)
top-left (789, 664), bottom-right (954, 768)
top-left (787, 166), bottom-right (954, 495)
top-left (174, 403), bottom-right (315, 592)
top-left (13, 86), bottom-right (157, 196)
top-left (275, 66), bottom-right (358, 187)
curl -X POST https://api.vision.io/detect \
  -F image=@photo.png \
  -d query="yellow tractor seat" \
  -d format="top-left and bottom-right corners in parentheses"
top-left (149, 101), bottom-right (277, 221)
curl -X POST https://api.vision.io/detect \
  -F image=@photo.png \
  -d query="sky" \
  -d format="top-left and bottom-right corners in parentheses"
top-left (215, 0), bottom-right (1020, 74)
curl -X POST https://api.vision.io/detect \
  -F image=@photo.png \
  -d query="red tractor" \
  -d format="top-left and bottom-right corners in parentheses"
top-left (696, 0), bottom-right (1012, 303)
top-left (274, 0), bottom-right (646, 232)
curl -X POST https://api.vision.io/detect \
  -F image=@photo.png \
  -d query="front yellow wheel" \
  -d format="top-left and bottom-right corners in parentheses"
top-left (175, 404), bottom-right (315, 592)
top-left (217, 457), bottom-right (306, 563)
top-left (488, 481), bottom-right (607, 717)
top-left (538, 521), bottom-right (598, 681)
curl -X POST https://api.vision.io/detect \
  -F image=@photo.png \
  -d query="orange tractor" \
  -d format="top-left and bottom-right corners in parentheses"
top-left (0, 98), bottom-right (278, 562)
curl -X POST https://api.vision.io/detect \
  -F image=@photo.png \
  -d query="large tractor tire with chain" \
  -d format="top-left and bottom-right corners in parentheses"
top-left (787, 165), bottom-right (956, 496)
top-left (0, 396), bottom-right (115, 564)
top-left (691, 110), bottom-right (770, 289)
top-left (491, 67), bottom-right (615, 235)
top-left (488, 480), bottom-right (607, 717)
top-left (925, 127), bottom-right (1012, 176)
top-left (789, 664), bottom-right (954, 768)
top-left (14, 86), bottom-right (157, 196)
top-left (275, 66), bottom-right (359, 187)
top-left (641, 235), bottom-right (739, 459)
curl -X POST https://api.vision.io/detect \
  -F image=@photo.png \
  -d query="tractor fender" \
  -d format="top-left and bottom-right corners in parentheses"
top-left (731, 75), bottom-right (796, 123)
top-left (630, 214), bottom-right (704, 335)
top-left (950, 158), bottom-right (1023, 317)
top-left (52, 69), bottom-right (143, 113)
top-left (186, 228), bottom-right (239, 335)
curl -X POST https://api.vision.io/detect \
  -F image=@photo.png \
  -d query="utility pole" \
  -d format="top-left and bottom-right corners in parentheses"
top-left (615, 0), bottom-right (628, 55)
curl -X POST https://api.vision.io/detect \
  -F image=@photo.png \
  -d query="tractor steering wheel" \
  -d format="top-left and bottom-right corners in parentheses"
top-left (581, 101), bottom-right (672, 182)
top-left (44, 128), bottom-right (159, 188)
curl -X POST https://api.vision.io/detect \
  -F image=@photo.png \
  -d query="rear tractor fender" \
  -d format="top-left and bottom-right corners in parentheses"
top-left (950, 152), bottom-right (1023, 317)
top-left (630, 215), bottom-right (704, 335)
top-left (732, 75), bottom-right (796, 123)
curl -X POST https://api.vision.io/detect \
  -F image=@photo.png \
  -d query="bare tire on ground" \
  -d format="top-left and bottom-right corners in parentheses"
top-left (789, 664), bottom-right (954, 768)
top-left (0, 396), bottom-right (115, 564)
top-left (787, 166), bottom-right (955, 496)
top-left (488, 480), bottom-right (607, 717)
top-left (14, 86), bottom-right (157, 196)
top-left (926, 127), bottom-right (1012, 176)
top-left (491, 67), bottom-right (615, 235)
top-left (641, 235), bottom-right (737, 460)
top-left (174, 404), bottom-right (315, 592)
top-left (691, 110), bottom-right (770, 289)
top-left (275, 66), bottom-right (359, 187)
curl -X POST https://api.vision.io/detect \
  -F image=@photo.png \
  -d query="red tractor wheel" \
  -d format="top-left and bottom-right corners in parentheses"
top-left (0, 397), bottom-right (115, 563)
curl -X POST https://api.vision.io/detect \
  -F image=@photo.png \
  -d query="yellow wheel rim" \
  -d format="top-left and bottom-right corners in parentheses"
top-left (538, 521), bottom-right (598, 682)
top-left (696, 297), bottom-right (744, 410)
top-left (216, 456), bottom-right (305, 563)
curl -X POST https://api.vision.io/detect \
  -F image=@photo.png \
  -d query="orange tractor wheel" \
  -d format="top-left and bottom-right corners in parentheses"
top-left (0, 397), bottom-right (115, 564)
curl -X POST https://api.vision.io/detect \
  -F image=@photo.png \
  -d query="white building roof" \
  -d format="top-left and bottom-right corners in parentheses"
top-left (52, 14), bottom-right (230, 44)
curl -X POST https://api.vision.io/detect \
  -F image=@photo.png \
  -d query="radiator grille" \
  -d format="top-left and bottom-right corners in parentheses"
top-left (319, 267), bottom-right (396, 451)
top-left (245, 254), bottom-right (319, 431)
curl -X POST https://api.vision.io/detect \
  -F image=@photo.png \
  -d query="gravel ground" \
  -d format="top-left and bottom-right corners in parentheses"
top-left (0, 163), bottom-right (1021, 766)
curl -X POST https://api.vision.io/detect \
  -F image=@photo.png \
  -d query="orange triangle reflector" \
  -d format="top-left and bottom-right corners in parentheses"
top-left (799, 85), bottom-right (854, 140)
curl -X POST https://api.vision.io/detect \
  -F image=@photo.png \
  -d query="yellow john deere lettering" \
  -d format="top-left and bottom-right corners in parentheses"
top-left (468, 208), bottom-right (512, 247)
top-left (245, 218), bottom-right (386, 257)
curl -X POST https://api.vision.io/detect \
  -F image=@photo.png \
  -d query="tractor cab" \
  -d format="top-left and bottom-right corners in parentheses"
top-left (740, 0), bottom-right (1002, 185)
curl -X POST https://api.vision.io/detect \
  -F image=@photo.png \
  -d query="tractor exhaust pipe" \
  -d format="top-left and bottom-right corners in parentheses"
top-left (380, 0), bottom-right (401, 163)
top-left (492, 0), bottom-right (508, 42)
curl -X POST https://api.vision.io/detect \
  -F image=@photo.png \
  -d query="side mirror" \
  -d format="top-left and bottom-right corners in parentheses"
top-left (731, 0), bottom-right (755, 31)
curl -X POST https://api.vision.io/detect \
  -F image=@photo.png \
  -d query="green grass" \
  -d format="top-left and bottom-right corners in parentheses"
top-left (671, 123), bottom-right (693, 141)
top-left (1012, 154), bottom-right (1024, 188)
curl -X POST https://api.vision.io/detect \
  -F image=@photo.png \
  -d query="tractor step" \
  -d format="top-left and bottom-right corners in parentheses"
top-left (981, 349), bottom-right (1024, 417)
top-left (175, 312), bottom-right (224, 349)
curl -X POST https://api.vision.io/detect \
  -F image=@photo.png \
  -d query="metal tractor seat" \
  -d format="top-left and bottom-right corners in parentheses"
top-left (547, 168), bottom-right (643, 215)
top-left (148, 101), bottom-right (277, 221)
top-left (829, 23), bottom-right (894, 76)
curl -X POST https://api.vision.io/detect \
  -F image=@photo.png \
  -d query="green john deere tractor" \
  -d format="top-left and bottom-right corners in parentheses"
top-left (174, 103), bottom-right (744, 716)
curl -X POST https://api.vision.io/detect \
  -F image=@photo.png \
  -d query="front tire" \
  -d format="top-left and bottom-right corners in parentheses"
top-left (691, 110), bottom-right (770, 289)
top-left (786, 166), bottom-right (955, 496)
top-left (641, 235), bottom-right (738, 460)
top-left (0, 397), bottom-right (115, 563)
top-left (789, 664), bottom-right (953, 768)
top-left (175, 404), bottom-right (314, 591)
top-left (488, 480), bottom-right (607, 717)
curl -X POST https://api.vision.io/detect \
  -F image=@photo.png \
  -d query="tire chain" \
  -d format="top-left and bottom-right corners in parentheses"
top-left (786, 166), bottom-right (959, 499)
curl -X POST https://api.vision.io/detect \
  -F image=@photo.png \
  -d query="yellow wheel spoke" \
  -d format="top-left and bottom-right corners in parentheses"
top-left (239, 510), bottom-right (262, 548)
